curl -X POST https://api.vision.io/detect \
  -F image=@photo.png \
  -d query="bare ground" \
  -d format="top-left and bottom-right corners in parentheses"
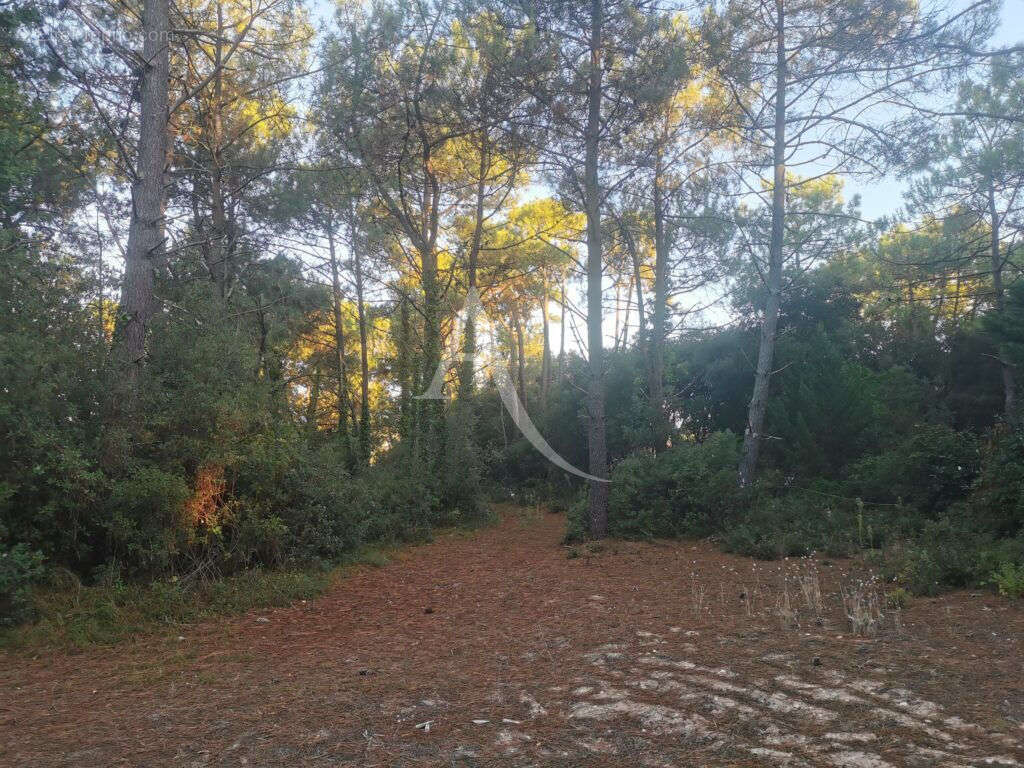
top-left (2, 505), bottom-right (1023, 767)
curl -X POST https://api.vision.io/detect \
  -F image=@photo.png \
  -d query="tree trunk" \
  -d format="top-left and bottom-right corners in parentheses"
top-left (739, 0), bottom-right (787, 487)
top-left (208, 2), bottom-right (229, 294)
top-left (460, 139), bottom-right (489, 400)
top-left (559, 276), bottom-right (567, 375)
top-left (585, 0), bottom-right (609, 538)
top-left (306, 366), bottom-right (322, 434)
top-left (513, 306), bottom-right (527, 408)
top-left (105, 0), bottom-right (170, 466)
top-left (989, 176), bottom-right (1016, 419)
top-left (350, 212), bottom-right (372, 463)
top-left (621, 220), bottom-right (646, 335)
top-left (327, 223), bottom-right (352, 448)
top-left (397, 296), bottom-right (413, 442)
top-left (540, 271), bottom-right (551, 412)
top-left (418, 143), bottom-right (444, 469)
top-left (649, 152), bottom-right (670, 452)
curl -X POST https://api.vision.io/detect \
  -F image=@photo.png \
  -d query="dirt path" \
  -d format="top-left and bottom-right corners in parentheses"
top-left (2, 506), bottom-right (1023, 767)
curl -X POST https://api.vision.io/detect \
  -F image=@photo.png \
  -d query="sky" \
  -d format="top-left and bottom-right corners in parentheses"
top-left (308, 0), bottom-right (1024, 222)
top-left (303, 0), bottom-right (1024, 350)
top-left (847, 0), bottom-right (1023, 219)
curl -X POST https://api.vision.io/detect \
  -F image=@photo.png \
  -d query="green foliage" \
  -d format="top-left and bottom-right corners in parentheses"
top-left (603, 432), bottom-right (744, 539)
top-left (722, 493), bottom-right (870, 560)
top-left (0, 249), bottom-right (108, 569)
top-left (105, 467), bottom-right (191, 577)
top-left (765, 328), bottom-right (884, 477)
top-left (1, 566), bottom-right (331, 650)
top-left (845, 425), bottom-right (980, 515)
top-left (988, 561), bottom-right (1024, 599)
top-left (965, 425), bottom-right (1024, 537)
top-left (0, 544), bottom-right (46, 625)
top-left (871, 520), bottom-right (1024, 596)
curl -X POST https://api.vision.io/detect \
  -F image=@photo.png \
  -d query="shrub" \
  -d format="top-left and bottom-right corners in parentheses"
top-left (105, 467), bottom-right (191, 578)
top-left (965, 425), bottom-right (1024, 537)
top-left (604, 432), bottom-right (744, 540)
top-left (988, 562), bottom-right (1024, 599)
top-left (0, 544), bottom-right (46, 625)
top-left (844, 425), bottom-right (979, 515)
top-left (873, 520), bottom-right (1022, 596)
top-left (721, 493), bottom-right (863, 560)
top-left (2, 566), bottom-right (330, 649)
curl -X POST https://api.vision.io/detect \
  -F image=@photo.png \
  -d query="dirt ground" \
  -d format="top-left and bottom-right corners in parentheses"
top-left (2, 505), bottom-right (1023, 768)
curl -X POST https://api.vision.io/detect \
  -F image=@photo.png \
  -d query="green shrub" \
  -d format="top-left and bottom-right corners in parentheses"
top-left (844, 425), bottom-right (979, 515)
top-left (965, 426), bottom-right (1024, 537)
top-left (988, 561), bottom-right (1024, 599)
top-left (105, 467), bottom-right (191, 578)
top-left (605, 432), bottom-right (744, 539)
top-left (0, 544), bottom-right (46, 625)
top-left (721, 493), bottom-right (863, 560)
top-left (874, 520), bottom-right (1021, 596)
top-left (1, 566), bottom-right (330, 650)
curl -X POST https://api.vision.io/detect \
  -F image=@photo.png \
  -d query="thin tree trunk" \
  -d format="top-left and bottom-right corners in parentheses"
top-left (512, 306), bottom-right (527, 408)
top-left (105, 0), bottom-right (170, 466)
top-left (739, 0), bottom-right (787, 487)
top-left (460, 139), bottom-right (489, 400)
top-left (397, 296), bottom-right (413, 442)
top-left (649, 152), bottom-right (669, 452)
top-left (620, 272), bottom-right (633, 349)
top-left (585, 0), bottom-right (609, 537)
top-left (559, 276), bottom-right (567, 374)
top-left (350, 212), bottom-right (372, 463)
top-left (306, 366), bottom-right (322, 434)
top-left (541, 271), bottom-right (551, 412)
top-left (989, 176), bottom-right (1016, 419)
top-left (418, 148), bottom-right (443, 468)
top-left (327, 223), bottom-right (352, 447)
top-left (208, 2), bottom-right (228, 294)
top-left (620, 220), bottom-right (646, 335)
top-left (613, 278), bottom-right (621, 351)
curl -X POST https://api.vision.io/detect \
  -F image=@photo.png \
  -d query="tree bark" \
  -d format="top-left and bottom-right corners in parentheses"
top-left (513, 305), bottom-right (527, 408)
top-left (540, 270), bottom-right (551, 412)
top-left (739, 0), bottom-right (787, 487)
top-left (460, 138), bottom-right (489, 400)
top-left (649, 151), bottom-right (670, 453)
top-left (559, 276), bottom-right (567, 375)
top-left (106, 0), bottom-right (170, 466)
top-left (327, 223), bottom-right (352, 447)
top-left (208, 2), bottom-right (229, 294)
top-left (585, 0), bottom-right (609, 537)
top-left (351, 214), bottom-right (372, 463)
top-left (397, 296), bottom-right (413, 442)
top-left (989, 176), bottom-right (1016, 419)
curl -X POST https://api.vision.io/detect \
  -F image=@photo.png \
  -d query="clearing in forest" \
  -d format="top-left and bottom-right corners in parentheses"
top-left (1, 507), bottom-right (1022, 767)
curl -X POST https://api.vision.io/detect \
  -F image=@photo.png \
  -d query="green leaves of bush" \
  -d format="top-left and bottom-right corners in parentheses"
top-left (605, 432), bottom-right (744, 539)
top-left (0, 544), bottom-right (45, 625)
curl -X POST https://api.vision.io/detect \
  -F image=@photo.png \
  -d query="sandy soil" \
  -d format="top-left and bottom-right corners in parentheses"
top-left (2, 505), bottom-right (1022, 767)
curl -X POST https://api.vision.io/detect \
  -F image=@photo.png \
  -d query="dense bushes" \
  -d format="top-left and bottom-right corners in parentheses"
top-left (600, 432), bottom-right (744, 540)
top-left (0, 262), bottom-right (483, 626)
top-left (0, 544), bottom-right (46, 625)
top-left (492, 279), bottom-right (1024, 599)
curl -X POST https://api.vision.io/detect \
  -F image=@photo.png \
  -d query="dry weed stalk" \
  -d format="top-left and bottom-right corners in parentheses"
top-left (841, 580), bottom-right (884, 636)
top-left (776, 580), bottom-right (797, 629)
top-left (690, 572), bottom-right (707, 618)
top-left (798, 566), bottom-right (823, 617)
